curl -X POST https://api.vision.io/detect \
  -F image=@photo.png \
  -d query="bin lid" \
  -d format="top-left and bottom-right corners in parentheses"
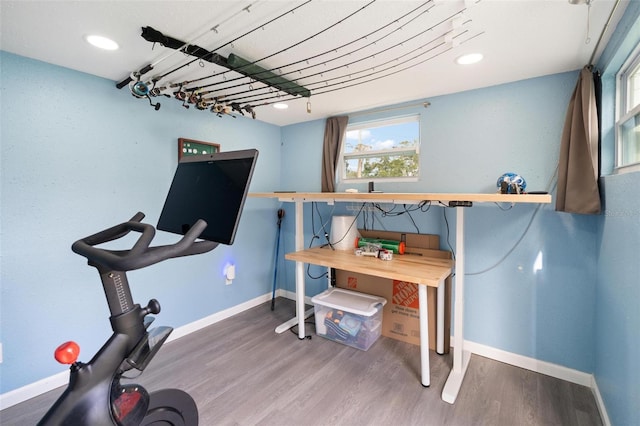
top-left (311, 288), bottom-right (387, 316)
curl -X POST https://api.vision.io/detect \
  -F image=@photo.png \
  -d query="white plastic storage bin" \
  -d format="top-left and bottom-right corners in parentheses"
top-left (311, 288), bottom-right (387, 351)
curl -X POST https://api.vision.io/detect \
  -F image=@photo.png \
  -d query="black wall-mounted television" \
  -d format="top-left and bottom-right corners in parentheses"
top-left (157, 149), bottom-right (259, 245)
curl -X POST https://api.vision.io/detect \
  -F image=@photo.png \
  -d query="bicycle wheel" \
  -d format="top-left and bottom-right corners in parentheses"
top-left (140, 389), bottom-right (198, 426)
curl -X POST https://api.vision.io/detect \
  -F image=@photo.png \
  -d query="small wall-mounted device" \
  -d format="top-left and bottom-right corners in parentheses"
top-left (224, 264), bottom-right (236, 285)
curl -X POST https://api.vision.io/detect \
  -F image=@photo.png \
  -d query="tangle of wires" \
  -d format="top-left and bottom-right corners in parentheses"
top-left (369, 201), bottom-right (431, 234)
top-left (297, 189), bottom-right (552, 281)
top-left (306, 201), bottom-right (365, 280)
top-left (305, 201), bottom-right (334, 280)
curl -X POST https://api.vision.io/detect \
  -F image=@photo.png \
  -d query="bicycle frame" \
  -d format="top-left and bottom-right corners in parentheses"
top-left (38, 214), bottom-right (217, 426)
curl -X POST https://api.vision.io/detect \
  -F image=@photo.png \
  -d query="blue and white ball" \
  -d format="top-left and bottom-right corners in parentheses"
top-left (497, 173), bottom-right (526, 194)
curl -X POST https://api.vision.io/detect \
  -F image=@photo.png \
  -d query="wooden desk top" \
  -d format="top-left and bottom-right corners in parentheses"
top-left (285, 247), bottom-right (454, 287)
top-left (250, 192), bottom-right (552, 205)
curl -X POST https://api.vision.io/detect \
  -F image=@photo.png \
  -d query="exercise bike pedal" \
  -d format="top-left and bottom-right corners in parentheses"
top-left (125, 326), bottom-right (172, 372)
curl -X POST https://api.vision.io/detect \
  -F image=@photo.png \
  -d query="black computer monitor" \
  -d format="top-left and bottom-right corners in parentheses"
top-left (157, 149), bottom-right (259, 245)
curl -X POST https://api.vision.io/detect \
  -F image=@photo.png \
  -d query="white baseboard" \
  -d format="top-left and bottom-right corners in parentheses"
top-left (0, 370), bottom-right (69, 411)
top-left (0, 291), bottom-right (280, 411)
top-left (454, 338), bottom-right (610, 425)
top-left (457, 338), bottom-right (592, 386)
top-left (167, 292), bottom-right (275, 342)
top-left (2, 296), bottom-right (610, 424)
top-left (590, 375), bottom-right (612, 426)
top-left (280, 289), bottom-right (313, 305)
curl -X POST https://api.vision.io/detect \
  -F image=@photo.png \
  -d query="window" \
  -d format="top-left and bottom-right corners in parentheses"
top-left (340, 115), bottom-right (420, 181)
top-left (616, 43), bottom-right (640, 172)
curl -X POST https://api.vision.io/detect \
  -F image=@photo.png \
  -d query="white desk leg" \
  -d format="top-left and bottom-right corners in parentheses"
top-left (275, 200), bottom-right (313, 338)
top-left (442, 206), bottom-right (472, 403)
top-left (418, 284), bottom-right (430, 387)
top-left (437, 279), bottom-right (445, 355)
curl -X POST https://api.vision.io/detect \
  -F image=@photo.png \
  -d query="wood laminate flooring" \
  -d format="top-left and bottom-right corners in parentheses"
top-left (0, 298), bottom-right (602, 426)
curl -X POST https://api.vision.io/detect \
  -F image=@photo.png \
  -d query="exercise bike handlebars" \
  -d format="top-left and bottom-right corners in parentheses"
top-left (71, 212), bottom-right (218, 272)
top-left (39, 212), bottom-right (217, 425)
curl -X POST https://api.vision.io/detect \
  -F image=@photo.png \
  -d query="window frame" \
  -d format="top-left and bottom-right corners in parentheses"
top-left (339, 114), bottom-right (421, 184)
top-left (615, 42), bottom-right (640, 174)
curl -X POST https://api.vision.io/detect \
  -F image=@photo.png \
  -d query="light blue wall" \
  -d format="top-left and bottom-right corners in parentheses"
top-left (2, 5), bottom-right (639, 421)
top-left (0, 52), bottom-right (281, 393)
top-left (594, 3), bottom-right (640, 425)
top-left (280, 71), bottom-right (600, 373)
top-left (596, 173), bottom-right (640, 426)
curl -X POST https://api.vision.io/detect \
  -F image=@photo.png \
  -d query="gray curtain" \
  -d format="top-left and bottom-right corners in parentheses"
top-left (556, 66), bottom-right (601, 214)
top-left (321, 116), bottom-right (349, 192)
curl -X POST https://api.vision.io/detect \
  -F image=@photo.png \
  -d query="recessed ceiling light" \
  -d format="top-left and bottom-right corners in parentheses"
top-left (456, 53), bottom-right (483, 65)
top-left (273, 103), bottom-right (289, 110)
top-left (85, 35), bottom-right (119, 51)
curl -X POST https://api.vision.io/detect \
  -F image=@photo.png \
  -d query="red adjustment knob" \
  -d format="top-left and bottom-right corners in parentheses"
top-left (54, 341), bottom-right (80, 365)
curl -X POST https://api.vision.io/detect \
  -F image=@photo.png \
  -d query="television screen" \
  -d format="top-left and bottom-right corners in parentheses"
top-left (157, 149), bottom-right (258, 245)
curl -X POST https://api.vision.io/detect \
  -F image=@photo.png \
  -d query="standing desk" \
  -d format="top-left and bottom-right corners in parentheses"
top-left (249, 192), bottom-right (552, 403)
top-left (286, 246), bottom-right (453, 390)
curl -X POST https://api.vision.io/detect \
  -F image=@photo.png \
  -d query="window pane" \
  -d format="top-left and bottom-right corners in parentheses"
top-left (620, 114), bottom-right (640, 165)
top-left (344, 154), bottom-right (419, 178)
top-left (344, 121), bottom-right (419, 154)
top-left (342, 115), bottom-right (420, 180)
top-left (629, 63), bottom-right (640, 111)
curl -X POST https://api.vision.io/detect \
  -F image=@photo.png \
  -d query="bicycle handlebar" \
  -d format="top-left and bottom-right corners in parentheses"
top-left (71, 212), bottom-right (218, 271)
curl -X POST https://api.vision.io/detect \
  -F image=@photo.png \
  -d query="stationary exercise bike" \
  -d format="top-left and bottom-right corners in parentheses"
top-left (38, 212), bottom-right (218, 426)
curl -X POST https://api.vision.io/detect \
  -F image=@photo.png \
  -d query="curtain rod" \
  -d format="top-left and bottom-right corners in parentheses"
top-left (589, 0), bottom-right (621, 66)
top-left (348, 100), bottom-right (431, 118)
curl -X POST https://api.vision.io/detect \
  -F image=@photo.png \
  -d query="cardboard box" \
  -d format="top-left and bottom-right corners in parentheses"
top-left (335, 230), bottom-right (451, 352)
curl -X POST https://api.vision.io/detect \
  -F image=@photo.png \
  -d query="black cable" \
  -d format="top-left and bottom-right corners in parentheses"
top-left (315, 202), bottom-right (334, 249)
top-left (221, 30), bottom-right (484, 108)
top-left (364, 203), bottom-right (375, 231)
top-left (188, 0), bottom-right (434, 92)
top-left (310, 200), bottom-right (317, 239)
top-left (466, 203), bottom-right (543, 276)
top-left (155, 1), bottom-right (314, 81)
top-left (185, 0), bottom-right (377, 88)
top-left (210, 14), bottom-right (468, 101)
top-left (419, 200), bottom-right (432, 212)
top-left (209, 8), bottom-right (475, 105)
top-left (361, 204), bottom-right (367, 231)
top-left (213, 27), bottom-right (448, 103)
top-left (310, 201), bottom-right (332, 248)
top-left (321, 203), bottom-right (365, 249)
top-left (464, 171), bottom-right (558, 275)
top-left (263, 1), bottom-right (435, 80)
top-left (442, 206), bottom-right (456, 261)
top-left (373, 203), bottom-right (421, 233)
top-left (307, 202), bottom-right (328, 280)
top-left (170, 5), bottom-right (472, 108)
top-left (149, 4), bottom-right (482, 116)
top-left (373, 202), bottom-right (422, 216)
top-left (289, 321), bottom-right (315, 340)
top-left (306, 201), bottom-right (339, 280)
top-left (495, 202), bottom-right (515, 211)
top-left (404, 204), bottom-right (420, 234)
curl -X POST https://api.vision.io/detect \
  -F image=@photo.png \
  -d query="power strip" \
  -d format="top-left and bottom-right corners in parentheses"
top-left (448, 201), bottom-right (473, 207)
